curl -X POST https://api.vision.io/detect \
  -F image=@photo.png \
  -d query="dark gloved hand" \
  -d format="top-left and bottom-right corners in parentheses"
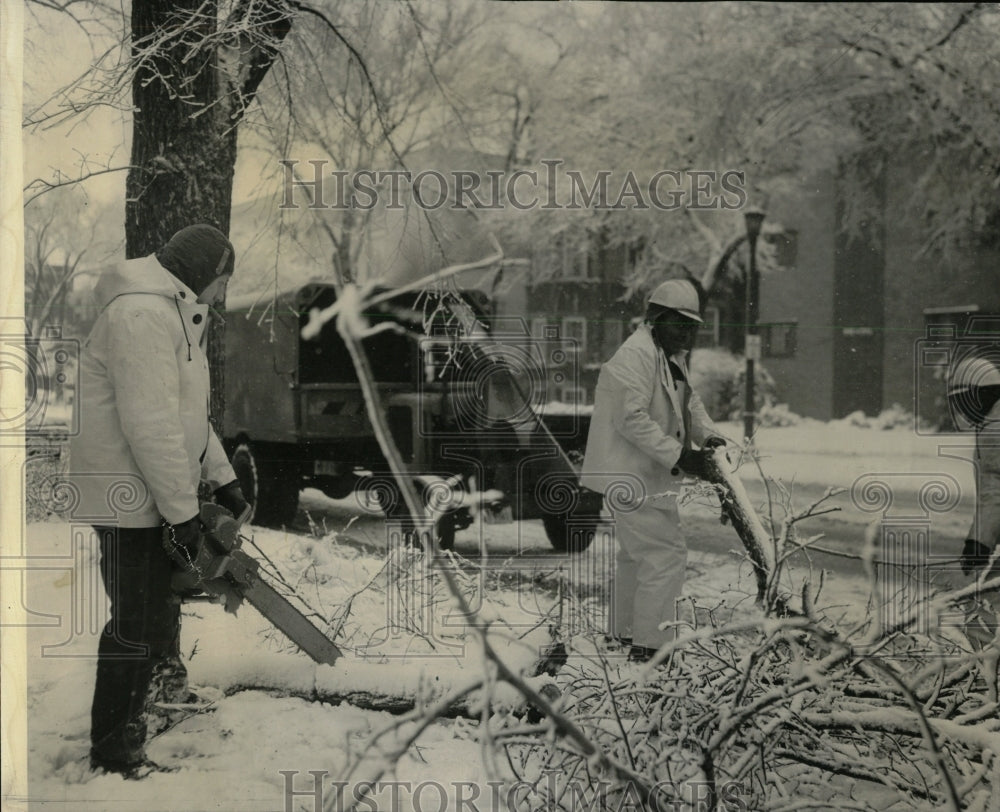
top-left (166, 515), bottom-right (202, 556)
top-left (675, 447), bottom-right (715, 479)
top-left (214, 480), bottom-right (250, 523)
top-left (703, 436), bottom-right (728, 449)
top-left (961, 539), bottom-right (994, 575)
top-left (163, 516), bottom-right (207, 591)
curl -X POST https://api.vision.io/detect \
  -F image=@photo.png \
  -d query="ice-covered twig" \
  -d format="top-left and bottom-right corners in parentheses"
top-left (302, 239), bottom-right (505, 340)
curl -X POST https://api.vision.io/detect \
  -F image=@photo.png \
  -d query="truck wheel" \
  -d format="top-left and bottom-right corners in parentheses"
top-left (317, 474), bottom-right (355, 500)
top-left (542, 514), bottom-right (596, 553)
top-left (436, 512), bottom-right (457, 551)
top-left (379, 479), bottom-right (465, 551)
top-left (231, 442), bottom-right (300, 527)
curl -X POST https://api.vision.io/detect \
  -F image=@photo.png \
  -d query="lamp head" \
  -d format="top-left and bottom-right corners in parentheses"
top-left (744, 207), bottom-right (766, 240)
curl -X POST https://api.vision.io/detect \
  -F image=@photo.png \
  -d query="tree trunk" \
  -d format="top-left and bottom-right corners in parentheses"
top-left (124, 0), bottom-right (291, 426)
top-left (126, 1), bottom-right (237, 425)
top-left (125, 0), bottom-right (238, 256)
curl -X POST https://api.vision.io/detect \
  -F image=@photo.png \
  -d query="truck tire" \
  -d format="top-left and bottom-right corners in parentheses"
top-left (316, 474), bottom-right (356, 501)
top-left (434, 512), bottom-right (456, 551)
top-left (378, 478), bottom-right (466, 551)
top-left (231, 442), bottom-right (300, 527)
top-left (542, 514), bottom-right (596, 553)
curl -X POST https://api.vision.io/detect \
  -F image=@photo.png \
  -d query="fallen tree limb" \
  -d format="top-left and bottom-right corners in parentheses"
top-left (222, 683), bottom-right (482, 717)
top-left (702, 447), bottom-right (775, 607)
top-left (800, 708), bottom-right (1000, 752)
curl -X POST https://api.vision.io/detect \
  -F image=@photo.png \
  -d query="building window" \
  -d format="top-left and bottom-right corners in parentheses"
top-left (532, 234), bottom-right (599, 281)
top-left (560, 386), bottom-right (587, 406)
top-left (603, 319), bottom-right (623, 357)
top-left (696, 306), bottom-right (721, 348)
top-left (763, 321), bottom-right (798, 357)
top-left (559, 239), bottom-right (594, 280)
top-left (766, 230), bottom-right (798, 269)
top-left (625, 239), bottom-right (645, 273)
top-left (561, 317), bottom-right (587, 357)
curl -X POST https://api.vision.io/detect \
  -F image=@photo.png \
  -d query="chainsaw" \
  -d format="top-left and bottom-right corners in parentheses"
top-left (166, 502), bottom-right (343, 666)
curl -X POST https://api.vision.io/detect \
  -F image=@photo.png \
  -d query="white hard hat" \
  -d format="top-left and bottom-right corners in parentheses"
top-left (647, 279), bottom-right (703, 323)
top-left (947, 354), bottom-right (1000, 397)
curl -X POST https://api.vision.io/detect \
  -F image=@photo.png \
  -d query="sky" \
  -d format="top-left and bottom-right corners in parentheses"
top-left (21, 2), bottom-right (288, 214)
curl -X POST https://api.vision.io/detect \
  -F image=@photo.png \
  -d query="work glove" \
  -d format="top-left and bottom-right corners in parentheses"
top-left (214, 480), bottom-right (250, 523)
top-left (961, 539), bottom-right (994, 576)
top-left (675, 447), bottom-right (716, 479)
top-left (163, 515), bottom-right (222, 585)
top-left (164, 515), bottom-right (203, 566)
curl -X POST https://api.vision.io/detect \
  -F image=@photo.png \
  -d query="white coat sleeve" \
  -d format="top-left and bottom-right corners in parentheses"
top-left (972, 437), bottom-right (1000, 549)
top-left (202, 429), bottom-right (236, 491)
top-left (106, 305), bottom-right (200, 525)
top-left (604, 344), bottom-right (684, 470)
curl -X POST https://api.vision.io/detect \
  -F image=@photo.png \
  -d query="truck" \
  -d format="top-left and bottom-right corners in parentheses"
top-left (222, 282), bottom-right (602, 552)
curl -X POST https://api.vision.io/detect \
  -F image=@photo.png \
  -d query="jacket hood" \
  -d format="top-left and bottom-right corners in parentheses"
top-left (93, 255), bottom-right (196, 311)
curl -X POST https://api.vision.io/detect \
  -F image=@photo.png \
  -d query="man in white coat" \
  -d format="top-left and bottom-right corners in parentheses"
top-left (69, 224), bottom-right (249, 778)
top-left (583, 278), bottom-right (728, 663)
top-left (948, 356), bottom-right (1000, 572)
top-left (948, 355), bottom-right (1000, 574)
top-left (948, 350), bottom-right (1000, 702)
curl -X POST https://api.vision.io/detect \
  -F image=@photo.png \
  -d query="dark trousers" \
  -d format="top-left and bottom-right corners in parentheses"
top-left (91, 525), bottom-right (183, 764)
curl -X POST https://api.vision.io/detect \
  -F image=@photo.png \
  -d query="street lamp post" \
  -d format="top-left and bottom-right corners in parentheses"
top-left (743, 206), bottom-right (766, 442)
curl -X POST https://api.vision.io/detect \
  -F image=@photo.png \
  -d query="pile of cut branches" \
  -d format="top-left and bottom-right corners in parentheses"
top-left (320, 265), bottom-right (1000, 811)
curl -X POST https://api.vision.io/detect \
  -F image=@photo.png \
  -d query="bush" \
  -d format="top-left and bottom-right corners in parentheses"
top-left (757, 402), bottom-right (803, 427)
top-left (838, 403), bottom-right (925, 431)
top-left (688, 348), bottom-right (779, 421)
top-left (26, 434), bottom-right (69, 522)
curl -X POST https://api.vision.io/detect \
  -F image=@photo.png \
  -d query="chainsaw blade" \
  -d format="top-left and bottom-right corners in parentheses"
top-left (235, 553), bottom-right (343, 666)
top-left (195, 504), bottom-right (343, 666)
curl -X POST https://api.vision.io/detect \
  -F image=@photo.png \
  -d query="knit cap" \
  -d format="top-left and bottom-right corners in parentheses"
top-left (156, 224), bottom-right (235, 295)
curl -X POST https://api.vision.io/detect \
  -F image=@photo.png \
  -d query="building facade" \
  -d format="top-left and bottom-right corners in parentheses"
top-left (516, 158), bottom-right (1000, 422)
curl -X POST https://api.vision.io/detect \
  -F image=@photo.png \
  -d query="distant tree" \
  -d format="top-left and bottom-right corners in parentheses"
top-left (459, 3), bottom-right (1000, 296)
top-left (252, 1), bottom-right (493, 288)
top-left (23, 190), bottom-right (118, 339)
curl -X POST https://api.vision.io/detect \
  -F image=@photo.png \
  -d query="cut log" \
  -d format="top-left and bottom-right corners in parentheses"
top-left (220, 679), bottom-right (561, 720)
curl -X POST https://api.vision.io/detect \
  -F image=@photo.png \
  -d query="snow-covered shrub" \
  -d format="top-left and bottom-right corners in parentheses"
top-left (689, 348), bottom-right (778, 421)
top-left (756, 401), bottom-right (803, 427)
top-left (871, 402), bottom-right (918, 430)
top-left (26, 434), bottom-right (68, 522)
top-left (842, 409), bottom-right (870, 428)
top-left (839, 403), bottom-right (927, 431)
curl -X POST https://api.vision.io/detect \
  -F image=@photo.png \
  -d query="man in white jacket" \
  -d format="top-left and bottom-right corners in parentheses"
top-left (947, 356), bottom-right (1000, 635)
top-left (583, 278), bottom-right (728, 663)
top-left (69, 224), bottom-right (248, 778)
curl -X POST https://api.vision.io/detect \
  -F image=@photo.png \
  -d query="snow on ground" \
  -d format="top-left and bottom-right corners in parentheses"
top-left (20, 516), bottom-right (875, 811)
top-left (723, 418), bottom-right (977, 493)
top-left (22, 516), bottom-right (567, 811)
top-left (712, 419), bottom-right (979, 546)
top-left (14, 420), bottom-right (980, 810)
